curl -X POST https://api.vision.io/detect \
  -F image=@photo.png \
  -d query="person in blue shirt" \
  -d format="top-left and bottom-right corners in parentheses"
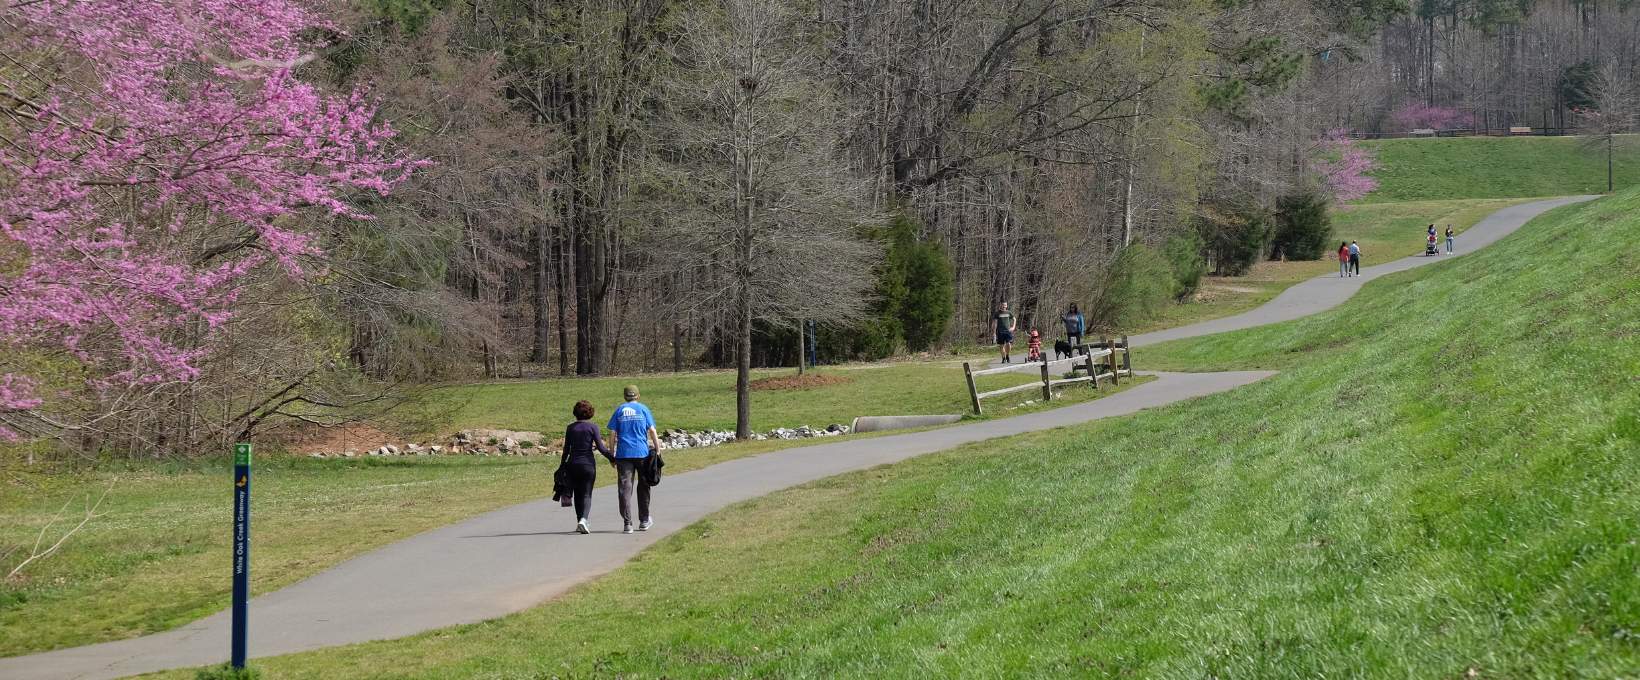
top-left (607, 384), bottom-right (659, 534)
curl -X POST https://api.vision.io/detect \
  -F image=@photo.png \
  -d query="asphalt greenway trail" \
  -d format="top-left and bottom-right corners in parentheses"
top-left (0, 196), bottom-right (1591, 680)
top-left (998, 195), bottom-right (1596, 363)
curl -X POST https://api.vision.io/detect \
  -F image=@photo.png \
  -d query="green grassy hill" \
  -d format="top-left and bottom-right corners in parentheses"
top-left (186, 190), bottom-right (1640, 675)
top-left (1362, 135), bottom-right (1640, 202)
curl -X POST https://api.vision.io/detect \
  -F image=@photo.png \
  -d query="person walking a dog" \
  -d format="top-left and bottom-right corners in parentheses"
top-left (993, 302), bottom-right (1017, 363)
top-left (1061, 303), bottom-right (1085, 351)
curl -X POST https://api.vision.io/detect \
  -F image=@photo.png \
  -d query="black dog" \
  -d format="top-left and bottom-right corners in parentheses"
top-left (1053, 339), bottom-right (1074, 361)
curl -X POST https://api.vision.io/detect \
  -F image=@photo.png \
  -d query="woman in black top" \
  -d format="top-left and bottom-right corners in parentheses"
top-left (563, 400), bottom-right (612, 534)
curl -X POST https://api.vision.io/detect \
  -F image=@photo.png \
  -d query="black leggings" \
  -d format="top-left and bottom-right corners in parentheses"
top-left (568, 462), bottom-right (596, 521)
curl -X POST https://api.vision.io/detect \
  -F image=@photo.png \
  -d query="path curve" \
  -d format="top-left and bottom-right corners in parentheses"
top-left (992, 195), bottom-right (1594, 366)
top-left (0, 196), bottom-right (1591, 680)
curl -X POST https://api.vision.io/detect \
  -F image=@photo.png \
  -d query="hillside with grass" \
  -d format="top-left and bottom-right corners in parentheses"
top-left (179, 185), bottom-right (1640, 676)
top-left (1362, 135), bottom-right (1639, 202)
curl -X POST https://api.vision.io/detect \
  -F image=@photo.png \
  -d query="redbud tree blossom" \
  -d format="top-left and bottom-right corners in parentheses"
top-left (1312, 129), bottom-right (1379, 203)
top-left (1389, 103), bottom-right (1470, 131)
top-left (0, 0), bottom-right (420, 439)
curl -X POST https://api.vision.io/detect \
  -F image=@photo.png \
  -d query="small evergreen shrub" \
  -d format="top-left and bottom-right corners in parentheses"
top-left (1163, 231), bottom-right (1208, 300)
top-left (1270, 189), bottom-right (1333, 260)
top-left (1198, 208), bottom-right (1273, 276)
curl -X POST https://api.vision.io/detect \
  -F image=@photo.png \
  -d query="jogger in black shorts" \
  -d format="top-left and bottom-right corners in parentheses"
top-left (993, 301), bottom-right (1017, 363)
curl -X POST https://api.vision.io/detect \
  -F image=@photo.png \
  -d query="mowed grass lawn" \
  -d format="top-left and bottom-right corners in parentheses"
top-left (404, 363), bottom-right (1053, 436)
top-left (1, 361), bottom-right (1146, 657)
top-left (1362, 134), bottom-right (1640, 201)
top-left (1134, 197), bottom-right (1532, 333)
top-left (172, 191), bottom-right (1640, 677)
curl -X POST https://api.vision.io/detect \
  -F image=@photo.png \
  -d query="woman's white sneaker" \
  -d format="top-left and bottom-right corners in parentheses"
top-left (576, 519), bottom-right (589, 534)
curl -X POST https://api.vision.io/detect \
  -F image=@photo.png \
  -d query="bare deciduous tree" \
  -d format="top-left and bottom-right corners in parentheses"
top-left (650, 0), bottom-right (880, 438)
top-left (1578, 64), bottom-right (1636, 193)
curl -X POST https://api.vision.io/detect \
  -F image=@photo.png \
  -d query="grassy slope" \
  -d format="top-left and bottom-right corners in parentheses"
top-left (1362, 135), bottom-right (1639, 201)
top-left (183, 192), bottom-right (1640, 677)
top-left (0, 364), bottom-right (1147, 656)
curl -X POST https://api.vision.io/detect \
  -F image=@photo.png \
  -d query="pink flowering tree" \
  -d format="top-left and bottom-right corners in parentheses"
top-left (0, 1), bottom-right (418, 441)
top-left (1389, 103), bottom-right (1470, 131)
top-left (1311, 129), bottom-right (1380, 203)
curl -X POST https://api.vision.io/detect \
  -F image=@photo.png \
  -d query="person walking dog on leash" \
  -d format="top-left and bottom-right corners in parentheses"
top-left (1062, 303), bottom-right (1085, 350)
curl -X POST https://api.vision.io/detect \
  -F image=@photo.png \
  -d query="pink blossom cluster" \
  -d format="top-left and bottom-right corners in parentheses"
top-left (1312, 129), bottom-right (1379, 202)
top-left (1390, 103), bottom-right (1470, 131)
top-left (0, 0), bottom-right (419, 436)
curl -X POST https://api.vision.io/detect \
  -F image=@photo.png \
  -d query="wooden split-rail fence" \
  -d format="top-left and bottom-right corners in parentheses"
top-left (961, 336), bottom-right (1132, 415)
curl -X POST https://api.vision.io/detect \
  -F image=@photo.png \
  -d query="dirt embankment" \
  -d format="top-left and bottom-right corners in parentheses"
top-left (748, 373), bottom-right (851, 391)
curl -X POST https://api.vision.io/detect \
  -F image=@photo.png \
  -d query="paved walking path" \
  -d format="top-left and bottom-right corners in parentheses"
top-left (0, 196), bottom-right (1591, 680)
top-left (995, 195), bottom-right (1593, 365)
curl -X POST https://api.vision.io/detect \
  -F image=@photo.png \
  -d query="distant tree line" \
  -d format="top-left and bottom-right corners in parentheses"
top-left (1317, 0), bottom-right (1640, 134)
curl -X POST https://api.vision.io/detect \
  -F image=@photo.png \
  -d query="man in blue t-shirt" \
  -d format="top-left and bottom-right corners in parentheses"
top-left (608, 384), bottom-right (659, 534)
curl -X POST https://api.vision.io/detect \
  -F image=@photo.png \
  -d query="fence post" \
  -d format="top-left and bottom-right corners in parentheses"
top-left (1121, 334), bottom-right (1131, 373)
top-left (1104, 335), bottom-right (1118, 386)
top-left (1040, 361), bottom-right (1052, 402)
top-left (963, 362), bottom-right (982, 415)
top-left (1084, 351), bottom-right (1099, 389)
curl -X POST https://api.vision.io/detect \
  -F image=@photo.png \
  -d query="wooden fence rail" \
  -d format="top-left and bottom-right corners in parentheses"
top-left (962, 335), bottom-right (1133, 415)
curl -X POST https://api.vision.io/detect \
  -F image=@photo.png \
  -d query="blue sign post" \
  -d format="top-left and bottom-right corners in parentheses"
top-left (231, 443), bottom-right (251, 669)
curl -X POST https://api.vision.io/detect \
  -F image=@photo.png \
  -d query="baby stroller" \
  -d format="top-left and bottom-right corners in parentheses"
top-left (1424, 234), bottom-right (1439, 256)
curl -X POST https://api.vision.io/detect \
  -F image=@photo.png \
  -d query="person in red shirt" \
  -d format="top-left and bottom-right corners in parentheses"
top-left (1337, 242), bottom-right (1350, 277)
top-left (1026, 329), bottom-right (1043, 362)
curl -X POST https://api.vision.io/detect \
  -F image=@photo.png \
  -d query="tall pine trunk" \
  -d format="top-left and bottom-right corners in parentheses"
top-left (734, 70), bottom-right (756, 440)
top-left (555, 230), bottom-right (571, 376)
top-left (736, 280), bottom-right (752, 440)
top-left (573, 221), bottom-right (607, 375)
top-left (530, 220), bottom-right (551, 363)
